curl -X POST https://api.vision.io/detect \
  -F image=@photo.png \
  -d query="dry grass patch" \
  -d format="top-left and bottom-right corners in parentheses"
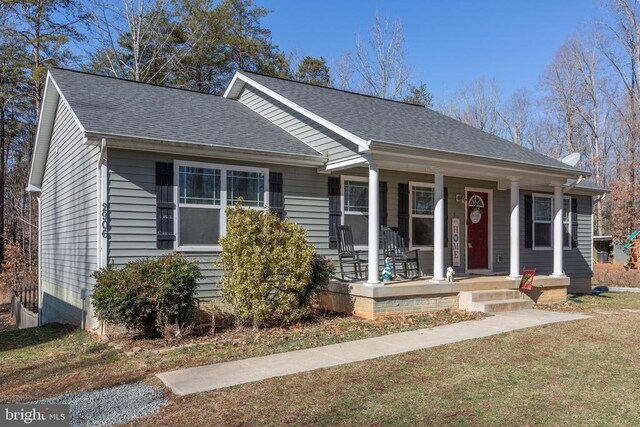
top-left (127, 292), bottom-right (640, 426)
top-left (0, 308), bottom-right (481, 402)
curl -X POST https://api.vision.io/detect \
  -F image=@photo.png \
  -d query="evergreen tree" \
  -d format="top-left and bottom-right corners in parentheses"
top-left (403, 82), bottom-right (433, 107)
top-left (295, 56), bottom-right (331, 86)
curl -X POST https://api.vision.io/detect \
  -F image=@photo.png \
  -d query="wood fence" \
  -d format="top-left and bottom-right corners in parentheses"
top-left (10, 285), bottom-right (39, 329)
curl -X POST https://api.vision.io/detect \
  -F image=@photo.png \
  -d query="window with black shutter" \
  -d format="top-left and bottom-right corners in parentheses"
top-left (524, 194), bottom-right (533, 248)
top-left (269, 171), bottom-right (284, 219)
top-left (328, 177), bottom-right (341, 249)
top-left (571, 197), bottom-right (578, 249)
top-left (156, 162), bottom-right (175, 249)
top-left (398, 183), bottom-right (409, 245)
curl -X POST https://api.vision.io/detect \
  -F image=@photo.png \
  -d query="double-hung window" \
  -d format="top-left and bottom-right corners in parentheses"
top-left (532, 194), bottom-right (572, 250)
top-left (410, 183), bottom-right (435, 249)
top-left (533, 194), bottom-right (552, 249)
top-left (563, 197), bottom-right (572, 249)
top-left (342, 177), bottom-right (368, 246)
top-left (176, 161), bottom-right (267, 250)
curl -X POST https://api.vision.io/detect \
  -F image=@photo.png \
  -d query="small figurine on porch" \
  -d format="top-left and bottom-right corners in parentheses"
top-left (381, 256), bottom-right (394, 281)
top-left (446, 266), bottom-right (455, 282)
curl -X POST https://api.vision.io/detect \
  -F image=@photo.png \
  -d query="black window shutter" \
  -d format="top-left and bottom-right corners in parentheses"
top-left (524, 194), bottom-right (533, 249)
top-left (444, 187), bottom-right (449, 247)
top-left (328, 177), bottom-right (341, 249)
top-left (398, 183), bottom-right (409, 244)
top-left (379, 181), bottom-right (388, 227)
top-left (571, 197), bottom-right (578, 249)
top-left (269, 171), bottom-right (284, 219)
top-left (156, 162), bottom-right (175, 249)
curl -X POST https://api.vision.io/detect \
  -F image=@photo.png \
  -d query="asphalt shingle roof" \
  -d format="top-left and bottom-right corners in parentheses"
top-left (240, 71), bottom-right (583, 173)
top-left (49, 68), bottom-right (322, 157)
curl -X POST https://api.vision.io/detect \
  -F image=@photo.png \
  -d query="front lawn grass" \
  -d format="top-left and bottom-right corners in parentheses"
top-left (127, 292), bottom-right (640, 426)
top-left (0, 308), bottom-right (480, 402)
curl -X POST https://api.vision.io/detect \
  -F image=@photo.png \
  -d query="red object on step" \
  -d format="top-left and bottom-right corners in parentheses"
top-left (519, 269), bottom-right (536, 290)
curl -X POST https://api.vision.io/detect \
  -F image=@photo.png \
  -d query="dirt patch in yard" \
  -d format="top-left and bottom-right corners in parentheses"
top-left (104, 309), bottom-right (483, 354)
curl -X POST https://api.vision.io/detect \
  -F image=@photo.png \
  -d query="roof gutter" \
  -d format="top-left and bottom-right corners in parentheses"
top-left (368, 139), bottom-right (590, 179)
top-left (563, 175), bottom-right (584, 193)
top-left (83, 131), bottom-right (326, 167)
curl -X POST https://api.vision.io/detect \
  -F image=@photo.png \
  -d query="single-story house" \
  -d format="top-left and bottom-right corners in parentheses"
top-left (28, 68), bottom-right (606, 327)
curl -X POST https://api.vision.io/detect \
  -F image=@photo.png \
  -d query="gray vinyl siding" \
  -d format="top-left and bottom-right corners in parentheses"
top-left (107, 148), bottom-right (330, 299)
top-left (106, 148), bottom-right (593, 297)
top-left (238, 85), bottom-right (361, 162)
top-left (40, 98), bottom-right (100, 326)
top-left (520, 192), bottom-right (593, 283)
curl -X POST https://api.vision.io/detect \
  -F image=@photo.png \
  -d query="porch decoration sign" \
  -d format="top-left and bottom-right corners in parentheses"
top-left (451, 218), bottom-right (461, 267)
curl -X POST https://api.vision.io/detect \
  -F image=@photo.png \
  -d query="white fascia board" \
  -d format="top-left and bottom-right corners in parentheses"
top-left (91, 133), bottom-right (326, 167)
top-left (47, 73), bottom-right (86, 134)
top-left (369, 140), bottom-right (589, 179)
top-left (28, 74), bottom-right (58, 190)
top-left (224, 72), bottom-right (370, 152)
top-left (28, 71), bottom-right (87, 190)
top-left (319, 156), bottom-right (368, 173)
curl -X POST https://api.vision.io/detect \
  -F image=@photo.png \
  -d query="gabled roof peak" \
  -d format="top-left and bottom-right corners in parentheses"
top-left (239, 70), bottom-right (427, 108)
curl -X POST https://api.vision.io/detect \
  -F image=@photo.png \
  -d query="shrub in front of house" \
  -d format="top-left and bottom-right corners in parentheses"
top-left (219, 203), bottom-right (333, 327)
top-left (92, 253), bottom-right (202, 337)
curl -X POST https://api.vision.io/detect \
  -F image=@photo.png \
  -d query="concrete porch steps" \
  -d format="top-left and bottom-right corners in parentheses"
top-left (458, 289), bottom-right (533, 313)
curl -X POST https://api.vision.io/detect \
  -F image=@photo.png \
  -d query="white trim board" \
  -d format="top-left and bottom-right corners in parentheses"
top-left (224, 72), bottom-right (370, 152)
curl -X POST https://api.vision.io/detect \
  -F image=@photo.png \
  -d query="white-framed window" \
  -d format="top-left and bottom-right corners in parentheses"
top-left (410, 182), bottom-right (435, 250)
top-left (341, 176), bottom-right (368, 246)
top-left (563, 197), bottom-right (572, 249)
top-left (175, 160), bottom-right (268, 251)
top-left (533, 194), bottom-right (552, 250)
top-left (532, 194), bottom-right (573, 250)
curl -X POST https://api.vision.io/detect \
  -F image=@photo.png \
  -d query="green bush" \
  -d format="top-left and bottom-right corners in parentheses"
top-left (219, 203), bottom-right (330, 327)
top-left (91, 253), bottom-right (202, 336)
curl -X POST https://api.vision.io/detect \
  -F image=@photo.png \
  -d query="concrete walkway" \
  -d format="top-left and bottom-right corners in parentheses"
top-left (157, 309), bottom-right (590, 396)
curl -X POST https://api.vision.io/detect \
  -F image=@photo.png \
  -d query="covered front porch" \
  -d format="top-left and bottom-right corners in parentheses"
top-left (319, 143), bottom-right (587, 318)
top-left (327, 143), bottom-right (577, 285)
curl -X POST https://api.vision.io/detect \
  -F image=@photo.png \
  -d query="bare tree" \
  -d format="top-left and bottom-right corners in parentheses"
top-left (539, 40), bottom-right (584, 154)
top-left (333, 51), bottom-right (354, 91)
top-left (597, 0), bottom-right (640, 238)
top-left (88, 0), bottom-right (199, 83)
top-left (499, 87), bottom-right (533, 147)
top-left (570, 36), bottom-right (615, 234)
top-left (440, 77), bottom-right (501, 135)
top-left (353, 13), bottom-right (410, 99)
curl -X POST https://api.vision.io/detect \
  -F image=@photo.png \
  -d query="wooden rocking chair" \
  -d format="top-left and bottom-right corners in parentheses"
top-left (381, 226), bottom-right (421, 279)
top-left (335, 225), bottom-right (368, 281)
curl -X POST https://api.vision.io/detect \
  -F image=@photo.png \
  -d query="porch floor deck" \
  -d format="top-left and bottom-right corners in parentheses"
top-left (331, 274), bottom-right (569, 299)
top-left (322, 273), bottom-right (570, 319)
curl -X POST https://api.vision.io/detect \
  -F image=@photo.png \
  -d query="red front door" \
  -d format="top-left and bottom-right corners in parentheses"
top-left (467, 191), bottom-right (489, 270)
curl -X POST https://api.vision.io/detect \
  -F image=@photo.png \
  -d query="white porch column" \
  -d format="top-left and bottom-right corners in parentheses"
top-left (366, 162), bottom-right (380, 285)
top-left (508, 179), bottom-right (521, 278)
top-left (551, 184), bottom-right (565, 277)
top-left (431, 173), bottom-right (446, 283)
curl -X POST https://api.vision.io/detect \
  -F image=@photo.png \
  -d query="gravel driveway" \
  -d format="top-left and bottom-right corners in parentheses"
top-left (34, 382), bottom-right (166, 427)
